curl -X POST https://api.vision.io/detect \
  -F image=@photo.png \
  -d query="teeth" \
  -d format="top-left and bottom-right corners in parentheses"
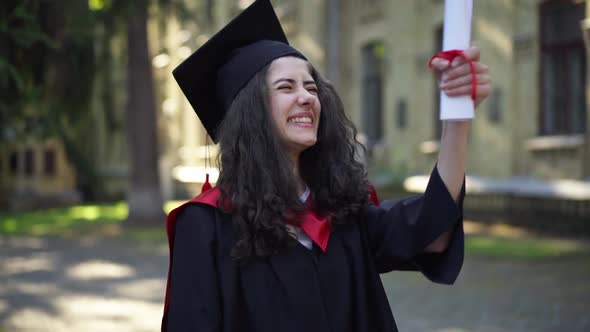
top-left (288, 117), bottom-right (312, 123)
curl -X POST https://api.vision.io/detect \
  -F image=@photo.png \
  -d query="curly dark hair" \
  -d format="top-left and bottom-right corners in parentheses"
top-left (215, 61), bottom-right (370, 262)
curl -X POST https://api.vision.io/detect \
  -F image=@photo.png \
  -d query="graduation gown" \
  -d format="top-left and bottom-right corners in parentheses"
top-left (163, 166), bottom-right (465, 332)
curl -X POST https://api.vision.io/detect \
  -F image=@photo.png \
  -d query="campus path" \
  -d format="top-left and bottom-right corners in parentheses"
top-left (1, 227), bottom-right (589, 332)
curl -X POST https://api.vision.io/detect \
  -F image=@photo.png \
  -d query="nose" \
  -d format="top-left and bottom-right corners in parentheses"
top-left (297, 88), bottom-right (316, 107)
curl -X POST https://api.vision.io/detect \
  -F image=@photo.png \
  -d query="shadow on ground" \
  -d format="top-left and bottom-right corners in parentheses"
top-left (1, 221), bottom-right (589, 332)
top-left (0, 235), bottom-right (168, 332)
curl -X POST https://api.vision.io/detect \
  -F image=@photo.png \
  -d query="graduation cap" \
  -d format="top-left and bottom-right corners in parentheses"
top-left (173, 0), bottom-right (307, 142)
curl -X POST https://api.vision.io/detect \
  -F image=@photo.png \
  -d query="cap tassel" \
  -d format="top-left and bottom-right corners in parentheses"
top-left (368, 183), bottom-right (380, 206)
top-left (201, 173), bottom-right (212, 193)
top-left (201, 133), bottom-right (213, 193)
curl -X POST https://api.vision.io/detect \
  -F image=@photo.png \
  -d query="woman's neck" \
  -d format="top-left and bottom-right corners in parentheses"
top-left (289, 151), bottom-right (306, 196)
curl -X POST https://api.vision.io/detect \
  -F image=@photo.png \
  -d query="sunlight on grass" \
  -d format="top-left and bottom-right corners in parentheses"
top-left (0, 200), bottom-right (177, 245)
top-left (466, 235), bottom-right (589, 259)
top-left (464, 220), bottom-right (530, 238)
top-left (3, 218), bottom-right (17, 232)
top-left (3, 202), bottom-right (589, 261)
top-left (0, 202), bottom-right (129, 236)
top-left (67, 206), bottom-right (101, 220)
top-left (164, 200), bottom-right (186, 214)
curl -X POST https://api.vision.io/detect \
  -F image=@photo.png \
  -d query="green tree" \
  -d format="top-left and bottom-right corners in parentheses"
top-left (1, 0), bottom-right (192, 225)
top-left (0, 1), bottom-right (101, 198)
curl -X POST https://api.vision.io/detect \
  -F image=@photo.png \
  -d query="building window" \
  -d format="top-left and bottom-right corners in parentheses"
top-left (361, 41), bottom-right (385, 144)
top-left (433, 24), bottom-right (443, 139)
top-left (24, 148), bottom-right (35, 176)
top-left (44, 148), bottom-right (56, 176)
top-left (396, 98), bottom-right (407, 129)
top-left (9, 151), bottom-right (18, 175)
top-left (540, 0), bottom-right (586, 135)
top-left (488, 86), bottom-right (503, 124)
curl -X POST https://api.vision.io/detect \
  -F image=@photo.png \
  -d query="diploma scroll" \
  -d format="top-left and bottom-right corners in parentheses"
top-left (440, 0), bottom-right (474, 120)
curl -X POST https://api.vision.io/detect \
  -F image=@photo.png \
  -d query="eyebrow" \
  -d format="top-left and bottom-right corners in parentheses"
top-left (272, 78), bottom-right (316, 86)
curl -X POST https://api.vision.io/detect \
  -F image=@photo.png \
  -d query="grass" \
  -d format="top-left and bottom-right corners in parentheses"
top-left (466, 235), bottom-right (590, 259)
top-left (0, 201), bottom-right (186, 240)
top-left (2, 201), bottom-right (589, 260)
top-left (0, 202), bottom-right (128, 236)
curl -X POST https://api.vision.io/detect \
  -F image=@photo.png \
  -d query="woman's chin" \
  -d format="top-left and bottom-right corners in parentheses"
top-left (299, 136), bottom-right (318, 148)
top-left (287, 136), bottom-right (317, 152)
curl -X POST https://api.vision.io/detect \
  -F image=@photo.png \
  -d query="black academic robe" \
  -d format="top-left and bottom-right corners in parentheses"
top-left (164, 166), bottom-right (464, 332)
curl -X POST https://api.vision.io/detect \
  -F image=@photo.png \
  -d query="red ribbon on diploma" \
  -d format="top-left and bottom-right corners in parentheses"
top-left (429, 49), bottom-right (477, 101)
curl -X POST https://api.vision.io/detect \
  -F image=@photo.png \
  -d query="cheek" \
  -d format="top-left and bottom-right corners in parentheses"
top-left (315, 101), bottom-right (322, 124)
top-left (268, 95), bottom-right (283, 124)
top-left (314, 95), bottom-right (321, 110)
top-left (270, 96), bottom-right (290, 121)
top-left (271, 108), bottom-right (283, 128)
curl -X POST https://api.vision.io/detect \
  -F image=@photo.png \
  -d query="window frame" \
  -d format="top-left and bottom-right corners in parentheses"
top-left (360, 40), bottom-right (385, 145)
top-left (43, 148), bottom-right (56, 176)
top-left (539, 0), bottom-right (587, 136)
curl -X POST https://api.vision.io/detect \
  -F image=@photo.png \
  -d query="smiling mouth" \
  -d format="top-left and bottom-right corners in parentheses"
top-left (287, 116), bottom-right (313, 124)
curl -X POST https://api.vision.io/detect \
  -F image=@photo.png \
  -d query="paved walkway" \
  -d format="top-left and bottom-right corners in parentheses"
top-left (1, 233), bottom-right (589, 331)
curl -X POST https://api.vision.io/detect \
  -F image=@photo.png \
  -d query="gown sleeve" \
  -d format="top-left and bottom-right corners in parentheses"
top-left (166, 204), bottom-right (222, 331)
top-left (363, 164), bottom-right (465, 284)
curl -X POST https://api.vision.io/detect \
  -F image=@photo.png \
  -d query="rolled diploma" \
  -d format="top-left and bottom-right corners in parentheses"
top-left (440, 0), bottom-right (474, 120)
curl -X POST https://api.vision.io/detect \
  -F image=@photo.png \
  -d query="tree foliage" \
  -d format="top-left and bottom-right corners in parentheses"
top-left (0, 2), bottom-right (54, 137)
top-left (1, 0), bottom-right (191, 219)
top-left (0, 1), bottom-right (108, 199)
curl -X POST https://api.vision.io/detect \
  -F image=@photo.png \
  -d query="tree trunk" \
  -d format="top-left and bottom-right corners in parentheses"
top-left (125, 0), bottom-right (165, 226)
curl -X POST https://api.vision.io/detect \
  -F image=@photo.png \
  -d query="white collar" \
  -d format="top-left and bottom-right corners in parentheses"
top-left (299, 187), bottom-right (310, 203)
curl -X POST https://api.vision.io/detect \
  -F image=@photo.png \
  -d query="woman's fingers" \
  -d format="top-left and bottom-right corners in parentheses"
top-left (441, 62), bottom-right (489, 82)
top-left (461, 46), bottom-right (481, 62)
top-left (443, 82), bottom-right (492, 98)
top-left (431, 58), bottom-right (451, 71)
top-left (431, 46), bottom-right (490, 107)
top-left (441, 73), bottom-right (491, 90)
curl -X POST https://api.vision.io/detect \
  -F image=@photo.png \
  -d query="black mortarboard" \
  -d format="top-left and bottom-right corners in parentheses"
top-left (173, 0), bottom-right (307, 142)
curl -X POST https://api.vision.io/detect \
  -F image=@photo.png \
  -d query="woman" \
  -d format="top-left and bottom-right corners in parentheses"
top-left (163, 1), bottom-right (491, 331)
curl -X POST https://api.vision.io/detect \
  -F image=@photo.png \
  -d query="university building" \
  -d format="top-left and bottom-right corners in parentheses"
top-left (1, 0), bottom-right (588, 224)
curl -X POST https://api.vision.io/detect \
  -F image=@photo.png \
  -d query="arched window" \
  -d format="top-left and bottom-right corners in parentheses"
top-left (540, 0), bottom-right (586, 135)
top-left (361, 41), bottom-right (385, 145)
top-left (24, 148), bottom-right (35, 176)
top-left (44, 148), bottom-right (56, 176)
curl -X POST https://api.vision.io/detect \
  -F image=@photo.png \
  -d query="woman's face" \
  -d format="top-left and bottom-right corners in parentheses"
top-left (266, 56), bottom-right (321, 158)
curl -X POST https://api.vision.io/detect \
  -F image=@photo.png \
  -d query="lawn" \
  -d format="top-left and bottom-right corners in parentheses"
top-left (465, 234), bottom-right (589, 259)
top-left (0, 201), bottom-right (185, 240)
top-left (2, 201), bottom-right (589, 259)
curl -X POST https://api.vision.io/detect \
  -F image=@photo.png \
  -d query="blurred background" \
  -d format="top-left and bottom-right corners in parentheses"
top-left (0, 0), bottom-right (589, 331)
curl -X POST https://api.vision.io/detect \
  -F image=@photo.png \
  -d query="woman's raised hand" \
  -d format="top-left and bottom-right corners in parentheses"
top-left (430, 46), bottom-right (492, 109)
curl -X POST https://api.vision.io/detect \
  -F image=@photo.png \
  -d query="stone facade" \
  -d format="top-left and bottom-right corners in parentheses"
top-left (187, 0), bottom-right (589, 183)
top-left (327, 0), bottom-right (589, 181)
top-left (0, 138), bottom-right (78, 209)
top-left (2, 0), bottom-right (588, 209)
